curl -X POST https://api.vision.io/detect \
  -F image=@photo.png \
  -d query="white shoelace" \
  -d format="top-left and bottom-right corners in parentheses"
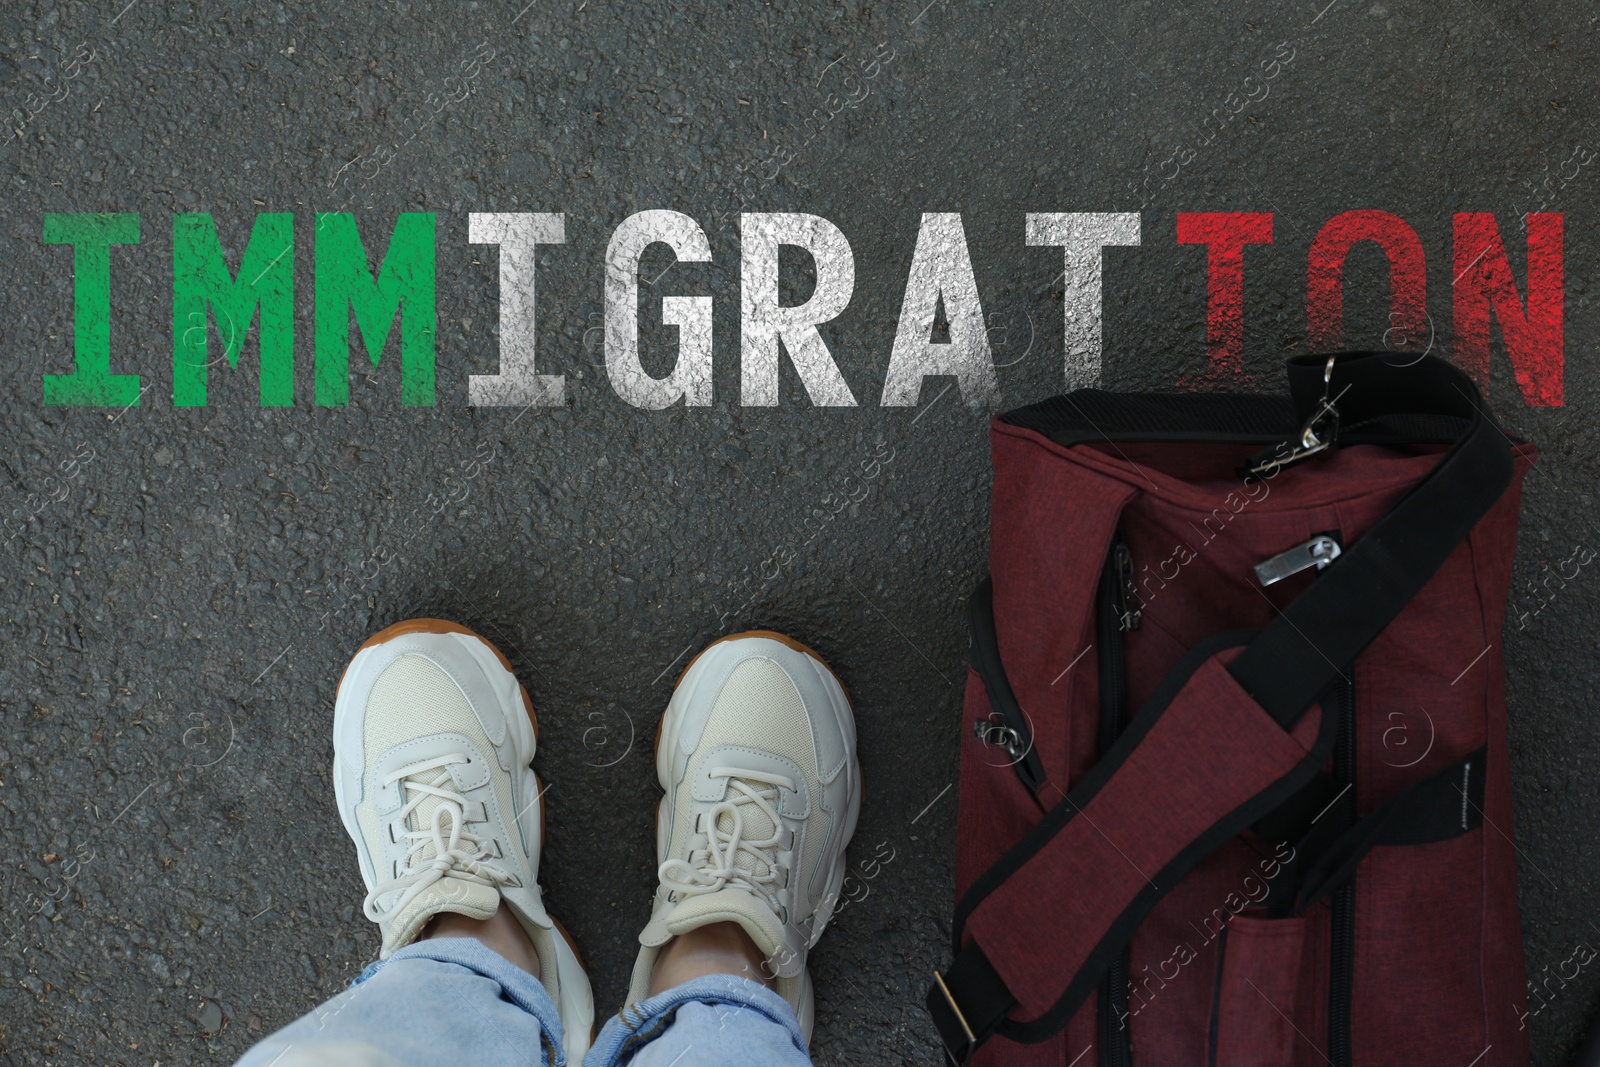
top-left (658, 767), bottom-right (796, 913)
top-left (362, 752), bottom-right (517, 923)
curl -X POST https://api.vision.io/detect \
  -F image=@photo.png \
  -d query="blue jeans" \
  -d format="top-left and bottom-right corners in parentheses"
top-left (234, 938), bottom-right (813, 1067)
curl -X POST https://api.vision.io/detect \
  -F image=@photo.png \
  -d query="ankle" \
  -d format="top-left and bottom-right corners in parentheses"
top-left (421, 902), bottom-right (542, 981)
top-left (649, 921), bottom-right (775, 995)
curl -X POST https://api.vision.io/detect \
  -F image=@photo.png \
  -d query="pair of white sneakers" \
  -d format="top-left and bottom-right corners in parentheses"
top-left (332, 620), bottom-right (863, 1062)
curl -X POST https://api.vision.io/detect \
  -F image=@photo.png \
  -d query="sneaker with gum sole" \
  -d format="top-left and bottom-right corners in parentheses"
top-left (627, 630), bottom-right (863, 1039)
top-left (332, 619), bottom-right (595, 1061)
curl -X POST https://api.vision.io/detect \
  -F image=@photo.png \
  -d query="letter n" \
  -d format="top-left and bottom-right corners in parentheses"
top-left (1453, 212), bottom-right (1563, 406)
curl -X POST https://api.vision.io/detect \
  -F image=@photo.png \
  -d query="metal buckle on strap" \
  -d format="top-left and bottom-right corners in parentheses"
top-left (931, 970), bottom-right (977, 1065)
top-left (1243, 355), bottom-right (1349, 478)
top-left (1293, 395), bottom-right (1340, 460)
top-left (973, 715), bottom-right (1028, 762)
top-left (1296, 355), bottom-right (1342, 458)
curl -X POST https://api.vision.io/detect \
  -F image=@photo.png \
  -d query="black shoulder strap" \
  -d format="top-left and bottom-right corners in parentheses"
top-left (1228, 353), bottom-right (1514, 726)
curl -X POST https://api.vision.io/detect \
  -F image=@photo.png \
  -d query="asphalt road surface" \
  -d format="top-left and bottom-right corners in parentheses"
top-left (0, 1), bottom-right (1596, 1064)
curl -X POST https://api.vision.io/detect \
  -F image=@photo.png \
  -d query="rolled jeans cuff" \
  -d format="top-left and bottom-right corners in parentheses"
top-left (358, 937), bottom-right (567, 1066)
top-left (587, 973), bottom-right (809, 1066)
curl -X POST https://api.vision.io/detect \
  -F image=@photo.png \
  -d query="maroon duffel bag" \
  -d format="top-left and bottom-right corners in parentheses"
top-left (929, 352), bottom-right (1535, 1066)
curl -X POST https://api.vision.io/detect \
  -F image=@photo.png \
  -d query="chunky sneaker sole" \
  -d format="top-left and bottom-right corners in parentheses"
top-left (628, 630), bottom-right (863, 1040)
top-left (332, 618), bottom-right (595, 1061)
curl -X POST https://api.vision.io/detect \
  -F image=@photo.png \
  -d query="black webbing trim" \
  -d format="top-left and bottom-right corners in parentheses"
top-left (967, 577), bottom-right (1047, 793)
top-left (1251, 687), bottom-right (1350, 919)
top-left (999, 390), bottom-right (1298, 444)
top-left (928, 943), bottom-right (1015, 1066)
top-left (996, 386), bottom-right (1485, 450)
top-left (1226, 354), bottom-right (1513, 727)
top-left (1253, 772), bottom-right (1342, 849)
top-left (1294, 746), bottom-right (1488, 913)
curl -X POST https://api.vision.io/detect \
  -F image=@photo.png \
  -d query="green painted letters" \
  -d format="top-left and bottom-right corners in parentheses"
top-left (172, 213), bottom-right (295, 406)
top-left (314, 213), bottom-right (436, 406)
top-left (42, 213), bottom-right (141, 406)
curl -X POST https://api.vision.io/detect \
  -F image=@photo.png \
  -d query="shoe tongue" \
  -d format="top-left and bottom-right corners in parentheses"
top-left (640, 886), bottom-right (786, 955)
top-left (384, 874), bottom-right (501, 955)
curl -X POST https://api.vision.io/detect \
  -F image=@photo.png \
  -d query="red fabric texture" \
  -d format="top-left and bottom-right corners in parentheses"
top-left (954, 418), bottom-right (1535, 1066)
top-left (1215, 913), bottom-right (1308, 1067)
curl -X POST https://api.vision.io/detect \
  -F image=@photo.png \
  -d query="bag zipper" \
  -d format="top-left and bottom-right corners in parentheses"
top-left (1098, 530), bottom-right (1134, 1067)
top-left (1206, 924), bottom-right (1231, 1067)
top-left (1114, 541), bottom-right (1141, 632)
top-left (1328, 674), bottom-right (1356, 1067)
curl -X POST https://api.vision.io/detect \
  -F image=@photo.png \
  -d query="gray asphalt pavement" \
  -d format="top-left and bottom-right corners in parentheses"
top-left (0, 1), bottom-right (1596, 1064)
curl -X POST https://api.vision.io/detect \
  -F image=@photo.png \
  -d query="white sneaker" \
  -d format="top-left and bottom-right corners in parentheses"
top-left (333, 619), bottom-right (595, 1061)
top-left (627, 630), bottom-right (863, 1039)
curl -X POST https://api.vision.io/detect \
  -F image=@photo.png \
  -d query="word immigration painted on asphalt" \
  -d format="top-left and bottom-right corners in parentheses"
top-left (38, 208), bottom-right (1564, 409)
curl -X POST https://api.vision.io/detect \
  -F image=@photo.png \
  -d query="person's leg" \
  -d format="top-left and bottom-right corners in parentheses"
top-left (236, 619), bottom-right (594, 1067)
top-left (647, 921), bottom-right (768, 992)
top-left (237, 903), bottom-right (560, 1067)
top-left (422, 904), bottom-right (542, 979)
top-left (585, 631), bottom-right (862, 1067)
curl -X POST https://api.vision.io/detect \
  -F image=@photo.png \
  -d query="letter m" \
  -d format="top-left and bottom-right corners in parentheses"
top-left (314, 212), bottom-right (437, 406)
top-left (173, 213), bottom-right (295, 406)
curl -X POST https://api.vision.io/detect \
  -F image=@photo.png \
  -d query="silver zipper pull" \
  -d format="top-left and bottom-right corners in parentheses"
top-left (1254, 535), bottom-right (1342, 587)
